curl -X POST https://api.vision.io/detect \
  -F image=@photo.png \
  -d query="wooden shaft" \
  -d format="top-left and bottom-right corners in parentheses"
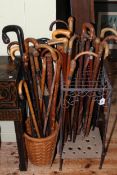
top-left (18, 80), bottom-right (40, 138)
top-left (50, 53), bottom-right (62, 132)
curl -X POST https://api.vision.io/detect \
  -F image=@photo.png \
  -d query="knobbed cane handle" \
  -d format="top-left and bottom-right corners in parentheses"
top-left (52, 29), bottom-right (72, 39)
top-left (81, 22), bottom-right (95, 40)
top-left (68, 16), bottom-right (74, 33)
top-left (100, 27), bottom-right (117, 39)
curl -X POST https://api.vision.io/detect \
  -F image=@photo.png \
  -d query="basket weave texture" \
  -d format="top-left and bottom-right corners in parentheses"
top-left (24, 118), bottom-right (58, 166)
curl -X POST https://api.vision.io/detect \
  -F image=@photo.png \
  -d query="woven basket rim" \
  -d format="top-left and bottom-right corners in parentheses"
top-left (24, 122), bottom-right (58, 143)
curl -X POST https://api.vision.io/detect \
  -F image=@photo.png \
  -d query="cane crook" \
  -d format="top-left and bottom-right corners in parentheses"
top-left (2, 25), bottom-right (25, 57)
top-left (9, 45), bottom-right (20, 61)
top-left (49, 20), bottom-right (68, 31)
top-left (100, 27), bottom-right (117, 39)
top-left (81, 22), bottom-right (96, 40)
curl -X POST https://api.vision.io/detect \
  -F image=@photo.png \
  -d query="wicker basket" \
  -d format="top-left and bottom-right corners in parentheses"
top-left (24, 118), bottom-right (58, 166)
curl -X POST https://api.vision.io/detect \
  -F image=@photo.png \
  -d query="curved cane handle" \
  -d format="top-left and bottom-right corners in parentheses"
top-left (52, 29), bottom-right (72, 39)
top-left (100, 27), bottom-right (117, 39)
top-left (47, 37), bottom-right (69, 53)
top-left (9, 45), bottom-right (20, 61)
top-left (2, 25), bottom-right (25, 57)
top-left (81, 23), bottom-right (95, 40)
top-left (49, 20), bottom-right (68, 31)
top-left (18, 80), bottom-right (40, 138)
top-left (103, 35), bottom-right (117, 43)
top-left (23, 38), bottom-right (40, 66)
top-left (68, 16), bottom-right (74, 33)
top-left (35, 43), bottom-right (58, 61)
top-left (7, 41), bottom-right (19, 55)
top-left (74, 51), bottom-right (98, 61)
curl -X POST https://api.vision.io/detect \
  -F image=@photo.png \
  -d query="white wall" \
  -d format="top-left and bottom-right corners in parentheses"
top-left (0, 0), bottom-right (56, 142)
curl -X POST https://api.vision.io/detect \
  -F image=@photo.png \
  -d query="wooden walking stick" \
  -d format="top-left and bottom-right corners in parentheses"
top-left (2, 25), bottom-right (25, 58)
top-left (24, 38), bottom-right (45, 137)
top-left (52, 29), bottom-right (72, 81)
top-left (47, 37), bottom-right (69, 81)
top-left (84, 42), bottom-right (109, 136)
top-left (49, 49), bottom-right (62, 132)
top-left (18, 80), bottom-right (40, 138)
top-left (40, 49), bottom-right (53, 94)
top-left (73, 23), bottom-right (96, 137)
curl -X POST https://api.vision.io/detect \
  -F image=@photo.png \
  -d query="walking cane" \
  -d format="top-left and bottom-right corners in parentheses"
top-left (40, 49), bottom-right (53, 94)
top-left (18, 80), bottom-right (40, 138)
top-left (47, 37), bottom-right (69, 81)
top-left (24, 38), bottom-right (45, 137)
top-left (84, 42), bottom-right (109, 136)
top-left (2, 25), bottom-right (25, 58)
top-left (48, 49), bottom-right (62, 133)
top-left (52, 29), bottom-right (71, 81)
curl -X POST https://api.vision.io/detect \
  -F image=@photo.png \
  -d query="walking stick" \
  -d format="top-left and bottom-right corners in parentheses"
top-left (18, 80), bottom-right (40, 138)
top-left (24, 38), bottom-right (45, 137)
top-left (2, 25), bottom-right (25, 58)
top-left (47, 37), bottom-right (69, 81)
top-left (84, 42), bottom-right (109, 136)
top-left (40, 49), bottom-right (53, 94)
top-left (52, 29), bottom-right (71, 81)
top-left (49, 49), bottom-right (62, 132)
